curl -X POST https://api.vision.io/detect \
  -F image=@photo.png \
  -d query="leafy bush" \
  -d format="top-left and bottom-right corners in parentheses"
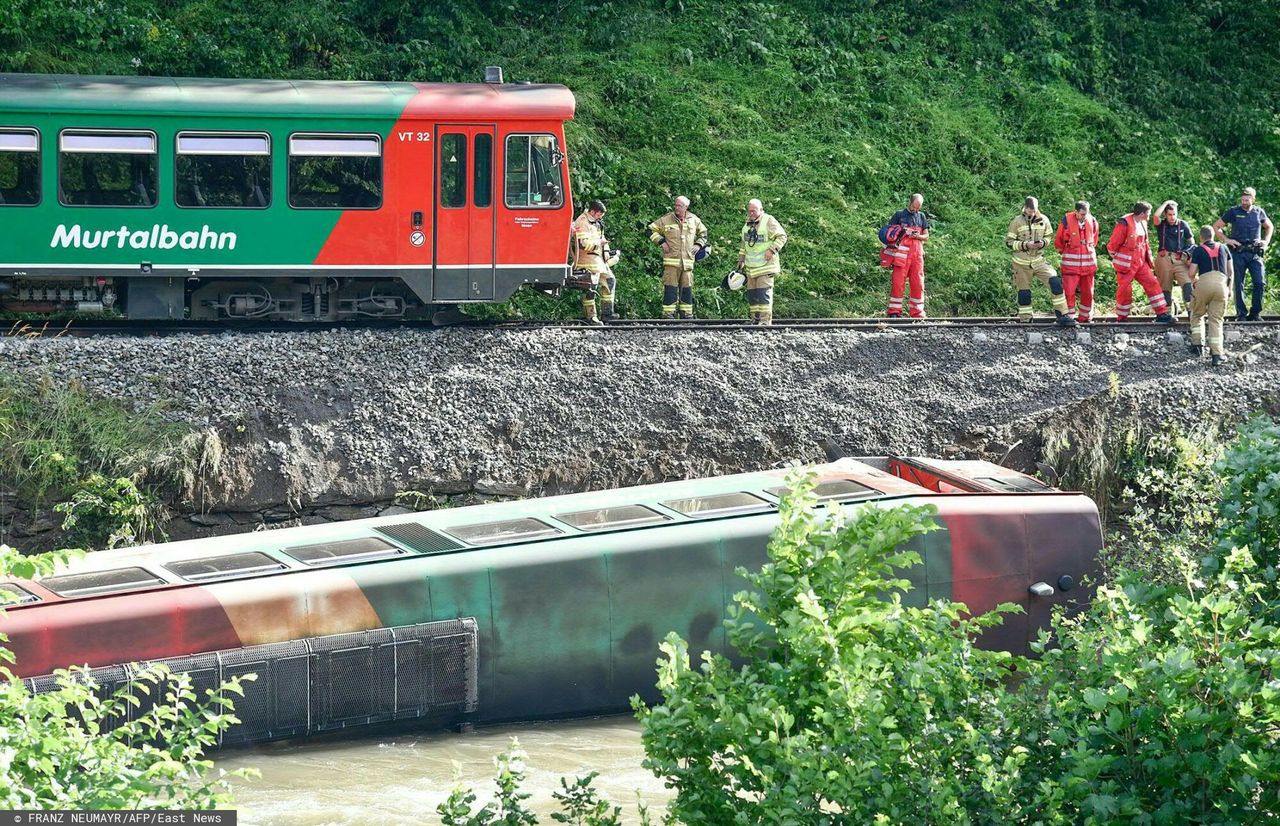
top-left (634, 481), bottom-right (1026, 823)
top-left (0, 544), bottom-right (255, 808)
top-left (633, 453), bottom-right (1280, 823)
top-left (54, 473), bottom-right (168, 549)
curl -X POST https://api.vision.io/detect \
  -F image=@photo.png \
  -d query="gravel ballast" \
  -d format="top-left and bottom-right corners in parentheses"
top-left (2, 325), bottom-right (1278, 522)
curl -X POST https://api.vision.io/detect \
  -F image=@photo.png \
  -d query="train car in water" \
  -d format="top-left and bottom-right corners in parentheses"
top-left (0, 69), bottom-right (573, 319)
top-left (0, 457), bottom-right (1101, 746)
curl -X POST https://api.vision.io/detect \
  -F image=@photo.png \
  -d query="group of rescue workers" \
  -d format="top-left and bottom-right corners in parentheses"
top-left (570, 195), bottom-right (787, 326)
top-left (569, 186), bottom-right (1273, 367)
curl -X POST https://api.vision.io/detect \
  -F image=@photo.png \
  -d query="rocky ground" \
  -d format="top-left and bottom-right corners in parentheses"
top-left (3, 322), bottom-right (1279, 547)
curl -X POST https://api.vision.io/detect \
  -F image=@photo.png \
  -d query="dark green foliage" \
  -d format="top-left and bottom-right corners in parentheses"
top-left (1214, 416), bottom-right (1280, 578)
top-left (2, 1), bottom-right (1276, 317)
top-left (633, 447), bottom-right (1280, 823)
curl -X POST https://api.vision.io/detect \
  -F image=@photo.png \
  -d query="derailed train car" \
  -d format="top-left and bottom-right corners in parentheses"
top-left (0, 70), bottom-right (574, 319)
top-left (0, 457), bottom-right (1101, 745)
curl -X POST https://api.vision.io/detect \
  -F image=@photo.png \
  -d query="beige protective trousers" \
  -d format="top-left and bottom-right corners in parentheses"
top-left (1189, 271), bottom-right (1229, 356)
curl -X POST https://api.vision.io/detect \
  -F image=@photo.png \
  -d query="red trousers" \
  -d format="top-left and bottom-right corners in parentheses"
top-left (888, 241), bottom-right (926, 317)
top-left (1115, 259), bottom-right (1169, 319)
top-left (1061, 268), bottom-right (1096, 322)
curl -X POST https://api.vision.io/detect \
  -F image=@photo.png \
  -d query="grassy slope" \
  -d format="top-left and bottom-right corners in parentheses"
top-left (2, 0), bottom-right (1278, 318)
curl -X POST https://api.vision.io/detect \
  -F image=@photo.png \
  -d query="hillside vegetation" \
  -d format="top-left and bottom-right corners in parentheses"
top-left (3, 0), bottom-right (1278, 317)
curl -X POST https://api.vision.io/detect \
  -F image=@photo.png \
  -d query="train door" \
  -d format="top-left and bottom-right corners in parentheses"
top-left (433, 124), bottom-right (496, 301)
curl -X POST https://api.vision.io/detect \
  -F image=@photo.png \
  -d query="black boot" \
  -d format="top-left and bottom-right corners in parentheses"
top-left (1187, 344), bottom-right (1204, 356)
top-left (1054, 311), bottom-right (1078, 328)
top-left (1154, 312), bottom-right (1175, 324)
top-left (1211, 354), bottom-right (1224, 367)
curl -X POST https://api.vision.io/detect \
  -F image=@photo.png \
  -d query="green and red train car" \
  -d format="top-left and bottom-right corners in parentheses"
top-left (0, 457), bottom-right (1101, 746)
top-left (0, 70), bottom-right (574, 319)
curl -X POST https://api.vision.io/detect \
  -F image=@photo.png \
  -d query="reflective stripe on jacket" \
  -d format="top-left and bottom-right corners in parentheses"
top-left (648, 211), bottom-right (708, 269)
top-left (740, 213), bottom-right (787, 277)
top-left (1005, 213), bottom-right (1055, 266)
top-left (1106, 214), bottom-right (1151, 272)
top-left (573, 211), bottom-right (607, 272)
top-left (1055, 212), bottom-right (1099, 272)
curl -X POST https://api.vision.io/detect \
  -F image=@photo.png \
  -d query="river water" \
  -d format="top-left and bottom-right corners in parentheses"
top-left (218, 716), bottom-right (672, 825)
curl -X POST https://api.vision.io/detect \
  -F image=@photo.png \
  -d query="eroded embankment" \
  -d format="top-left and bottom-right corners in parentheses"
top-left (2, 324), bottom-right (1278, 547)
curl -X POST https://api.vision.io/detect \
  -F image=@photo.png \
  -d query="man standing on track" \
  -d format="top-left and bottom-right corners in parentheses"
top-left (648, 195), bottom-right (709, 319)
top-left (1005, 196), bottom-right (1076, 327)
top-left (572, 199), bottom-right (619, 325)
top-left (1106, 201), bottom-right (1175, 323)
top-left (1186, 225), bottom-right (1234, 367)
top-left (1054, 200), bottom-right (1100, 323)
top-left (1153, 200), bottom-right (1195, 316)
top-left (1213, 186), bottom-right (1273, 321)
top-left (737, 199), bottom-right (787, 325)
top-left (885, 193), bottom-right (930, 318)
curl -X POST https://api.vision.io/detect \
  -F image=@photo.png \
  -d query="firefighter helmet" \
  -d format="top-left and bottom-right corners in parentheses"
top-left (695, 243), bottom-right (711, 262)
top-left (723, 269), bottom-right (746, 291)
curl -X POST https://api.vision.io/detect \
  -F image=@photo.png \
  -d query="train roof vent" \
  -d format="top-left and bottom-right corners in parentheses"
top-left (165, 551), bottom-right (290, 582)
top-left (766, 478), bottom-right (881, 503)
top-left (281, 536), bottom-right (407, 567)
top-left (661, 491), bottom-right (772, 519)
top-left (374, 523), bottom-right (465, 555)
top-left (443, 517), bottom-right (562, 547)
top-left (40, 567), bottom-right (167, 598)
top-left (554, 504), bottom-right (672, 531)
top-left (0, 582), bottom-right (40, 605)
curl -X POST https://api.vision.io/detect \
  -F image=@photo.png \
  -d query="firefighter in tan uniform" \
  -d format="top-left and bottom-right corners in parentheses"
top-left (1153, 200), bottom-right (1195, 316)
top-left (736, 199), bottom-right (787, 325)
top-left (648, 195), bottom-right (709, 319)
top-left (1005, 196), bottom-right (1076, 327)
top-left (1186, 225), bottom-right (1234, 367)
top-left (572, 199), bottom-right (619, 325)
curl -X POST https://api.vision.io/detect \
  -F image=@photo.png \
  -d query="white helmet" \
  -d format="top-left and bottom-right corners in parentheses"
top-left (725, 270), bottom-right (746, 291)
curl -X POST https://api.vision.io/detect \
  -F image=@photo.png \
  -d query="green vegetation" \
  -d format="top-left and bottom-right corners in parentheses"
top-left (2, 0), bottom-right (1277, 318)
top-left (0, 371), bottom-right (187, 549)
top-left (0, 544), bottom-right (254, 808)
top-left (445, 423), bottom-right (1280, 823)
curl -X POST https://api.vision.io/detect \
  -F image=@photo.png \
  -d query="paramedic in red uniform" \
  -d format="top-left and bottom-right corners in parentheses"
top-left (886, 193), bottom-right (929, 318)
top-left (1054, 200), bottom-right (1100, 323)
top-left (1106, 201), bottom-right (1175, 323)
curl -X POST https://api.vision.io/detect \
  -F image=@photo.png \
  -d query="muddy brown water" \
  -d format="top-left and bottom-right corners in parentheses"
top-left (218, 716), bottom-right (671, 825)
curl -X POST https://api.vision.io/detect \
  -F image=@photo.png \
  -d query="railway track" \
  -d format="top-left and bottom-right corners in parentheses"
top-left (7, 315), bottom-right (1280, 337)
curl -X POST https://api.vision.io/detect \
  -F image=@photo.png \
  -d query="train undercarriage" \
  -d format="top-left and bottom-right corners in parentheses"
top-left (1, 275), bottom-right (436, 321)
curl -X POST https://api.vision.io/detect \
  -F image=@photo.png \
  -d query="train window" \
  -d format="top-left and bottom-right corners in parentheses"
top-left (0, 582), bottom-right (40, 605)
top-left (282, 536), bottom-right (406, 566)
top-left (504, 134), bottom-right (564, 209)
top-left (176, 132), bottom-right (271, 209)
top-left (164, 551), bottom-right (288, 582)
top-left (288, 133), bottom-right (382, 210)
top-left (444, 518), bottom-right (562, 546)
top-left (660, 492), bottom-right (772, 519)
top-left (473, 133), bottom-right (493, 208)
top-left (440, 133), bottom-right (467, 208)
top-left (554, 505), bottom-right (671, 532)
top-left (40, 567), bottom-right (167, 598)
top-left (766, 479), bottom-right (880, 503)
top-left (0, 128), bottom-right (40, 206)
top-left (973, 476), bottom-right (1051, 492)
top-left (58, 130), bottom-right (158, 208)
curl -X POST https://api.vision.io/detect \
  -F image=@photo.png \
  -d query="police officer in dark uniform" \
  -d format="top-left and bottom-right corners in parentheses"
top-left (1213, 186), bottom-right (1274, 320)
